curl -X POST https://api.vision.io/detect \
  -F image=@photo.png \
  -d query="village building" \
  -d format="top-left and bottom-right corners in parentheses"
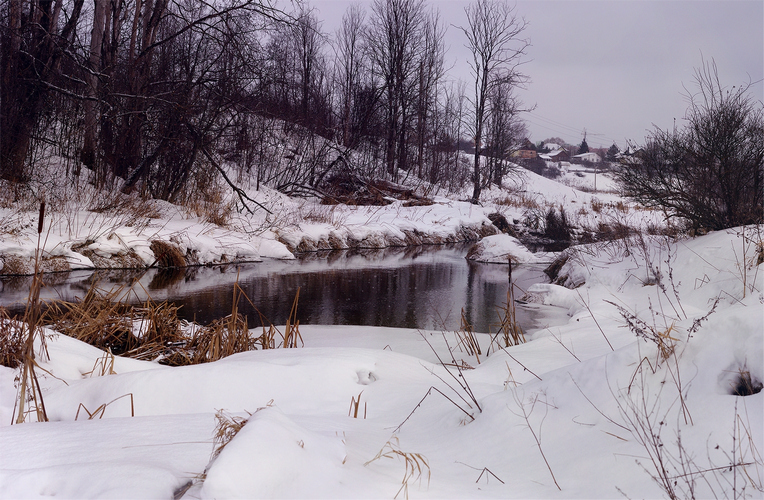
top-left (543, 148), bottom-right (569, 162)
top-left (572, 151), bottom-right (602, 163)
top-left (511, 138), bottom-right (538, 159)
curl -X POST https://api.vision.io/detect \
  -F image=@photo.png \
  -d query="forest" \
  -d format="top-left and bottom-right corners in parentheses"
top-left (1, 0), bottom-right (532, 206)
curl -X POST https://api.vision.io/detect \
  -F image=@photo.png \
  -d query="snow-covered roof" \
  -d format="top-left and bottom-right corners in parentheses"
top-left (573, 152), bottom-right (601, 159)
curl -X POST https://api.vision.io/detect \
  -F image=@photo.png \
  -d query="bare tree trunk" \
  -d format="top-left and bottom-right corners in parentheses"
top-left (81, 0), bottom-right (108, 171)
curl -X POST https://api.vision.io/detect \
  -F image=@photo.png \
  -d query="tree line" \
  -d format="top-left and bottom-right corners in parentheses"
top-left (0, 0), bottom-right (530, 204)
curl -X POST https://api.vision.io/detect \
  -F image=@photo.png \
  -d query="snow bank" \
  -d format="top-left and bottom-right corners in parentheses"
top-left (465, 233), bottom-right (538, 264)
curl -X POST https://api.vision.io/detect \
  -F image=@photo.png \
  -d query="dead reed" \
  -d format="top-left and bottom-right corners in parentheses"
top-left (365, 436), bottom-right (430, 500)
top-left (44, 285), bottom-right (138, 356)
top-left (0, 308), bottom-right (25, 368)
top-left (75, 393), bottom-right (134, 420)
top-left (210, 409), bottom-right (251, 461)
top-left (493, 287), bottom-right (526, 348)
top-left (348, 391), bottom-right (367, 419)
top-left (14, 202), bottom-right (49, 424)
top-left (282, 287), bottom-right (303, 348)
top-left (453, 309), bottom-right (481, 363)
top-left (42, 276), bottom-right (305, 365)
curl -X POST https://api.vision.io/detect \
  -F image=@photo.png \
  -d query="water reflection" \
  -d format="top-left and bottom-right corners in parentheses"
top-left (0, 245), bottom-right (563, 333)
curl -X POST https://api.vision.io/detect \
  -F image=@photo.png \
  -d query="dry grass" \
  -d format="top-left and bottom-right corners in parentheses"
top-left (42, 278), bottom-right (303, 366)
top-left (348, 391), bottom-right (367, 419)
top-left (606, 300), bottom-right (680, 362)
top-left (595, 221), bottom-right (635, 242)
top-left (149, 240), bottom-right (186, 268)
top-left (495, 192), bottom-right (541, 210)
top-left (186, 312), bottom-right (253, 364)
top-left (493, 287), bottom-right (526, 348)
top-left (282, 287), bottom-right (303, 348)
top-left (13, 263), bottom-right (302, 388)
top-left (84, 351), bottom-right (117, 377)
top-left (210, 409), bottom-right (252, 462)
top-left (453, 309), bottom-right (481, 363)
top-left (0, 309), bottom-right (25, 368)
top-left (44, 285), bottom-right (138, 356)
top-left (731, 369), bottom-right (763, 396)
top-left (75, 393), bottom-right (134, 420)
top-left (365, 436), bottom-right (430, 500)
top-left (0, 255), bottom-right (30, 276)
top-left (88, 190), bottom-right (162, 225)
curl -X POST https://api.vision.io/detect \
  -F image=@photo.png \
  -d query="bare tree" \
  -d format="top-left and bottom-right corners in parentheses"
top-left (0, 0), bottom-right (84, 181)
top-left (617, 60), bottom-right (764, 230)
top-left (459, 0), bottom-right (529, 203)
top-left (485, 76), bottom-right (527, 187)
top-left (366, 0), bottom-right (427, 179)
top-left (293, 7), bottom-right (326, 132)
top-left (111, 0), bottom-right (284, 195)
top-left (333, 4), bottom-right (366, 147)
top-left (412, 10), bottom-right (446, 179)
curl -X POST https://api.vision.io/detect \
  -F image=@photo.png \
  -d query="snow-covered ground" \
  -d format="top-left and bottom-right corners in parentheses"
top-left (1, 161), bottom-right (762, 498)
top-left (1, 226), bottom-right (762, 499)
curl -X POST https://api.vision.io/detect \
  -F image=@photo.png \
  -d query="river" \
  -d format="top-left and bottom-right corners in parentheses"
top-left (0, 245), bottom-right (569, 334)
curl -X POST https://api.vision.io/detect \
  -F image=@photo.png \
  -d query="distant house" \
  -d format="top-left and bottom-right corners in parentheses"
top-left (616, 145), bottom-right (644, 165)
top-left (546, 148), bottom-right (569, 162)
top-left (511, 138), bottom-right (538, 159)
top-left (512, 149), bottom-right (537, 159)
top-left (572, 152), bottom-right (601, 163)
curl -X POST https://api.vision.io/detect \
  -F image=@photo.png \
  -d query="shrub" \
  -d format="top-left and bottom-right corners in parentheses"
top-left (544, 207), bottom-right (571, 241)
top-left (616, 61), bottom-right (764, 230)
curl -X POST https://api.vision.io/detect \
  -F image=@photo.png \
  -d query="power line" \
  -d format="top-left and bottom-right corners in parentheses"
top-left (523, 111), bottom-right (622, 147)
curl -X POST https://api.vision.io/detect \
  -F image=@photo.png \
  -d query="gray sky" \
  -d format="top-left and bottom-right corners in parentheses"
top-left (310, 0), bottom-right (763, 149)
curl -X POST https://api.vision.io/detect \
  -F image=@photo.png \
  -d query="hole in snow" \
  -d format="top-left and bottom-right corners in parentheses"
top-left (730, 370), bottom-right (763, 396)
top-left (356, 370), bottom-right (376, 385)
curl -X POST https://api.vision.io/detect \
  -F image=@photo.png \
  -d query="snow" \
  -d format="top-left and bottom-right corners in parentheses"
top-left (466, 233), bottom-right (538, 264)
top-left (1, 226), bottom-right (762, 499)
top-left (1, 161), bottom-right (762, 499)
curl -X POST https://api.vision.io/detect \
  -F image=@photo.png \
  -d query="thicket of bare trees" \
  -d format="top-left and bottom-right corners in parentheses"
top-left (617, 61), bottom-right (764, 230)
top-left (1, 0), bottom-right (532, 204)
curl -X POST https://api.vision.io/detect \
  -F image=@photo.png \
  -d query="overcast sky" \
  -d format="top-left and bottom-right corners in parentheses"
top-left (309, 0), bottom-right (763, 149)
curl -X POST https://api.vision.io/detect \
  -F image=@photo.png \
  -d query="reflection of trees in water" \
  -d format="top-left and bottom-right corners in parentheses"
top-left (148, 268), bottom-right (185, 290)
top-left (174, 260), bottom-right (516, 333)
top-left (1, 247), bottom-right (544, 333)
top-left (174, 262), bottom-right (474, 330)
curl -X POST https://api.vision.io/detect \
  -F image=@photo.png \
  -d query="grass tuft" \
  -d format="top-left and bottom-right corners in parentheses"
top-left (210, 409), bottom-right (252, 462)
top-left (365, 436), bottom-right (430, 500)
top-left (731, 369), bottom-right (763, 396)
top-left (150, 240), bottom-right (186, 268)
top-left (0, 309), bottom-right (25, 368)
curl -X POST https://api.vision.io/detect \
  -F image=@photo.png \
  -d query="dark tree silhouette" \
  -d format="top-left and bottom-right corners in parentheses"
top-left (578, 133), bottom-right (589, 154)
top-left (617, 61), bottom-right (764, 230)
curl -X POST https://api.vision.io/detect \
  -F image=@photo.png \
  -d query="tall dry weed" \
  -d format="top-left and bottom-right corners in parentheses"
top-left (14, 202), bottom-right (49, 424)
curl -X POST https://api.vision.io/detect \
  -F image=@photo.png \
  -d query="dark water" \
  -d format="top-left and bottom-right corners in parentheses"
top-left (0, 245), bottom-right (565, 334)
